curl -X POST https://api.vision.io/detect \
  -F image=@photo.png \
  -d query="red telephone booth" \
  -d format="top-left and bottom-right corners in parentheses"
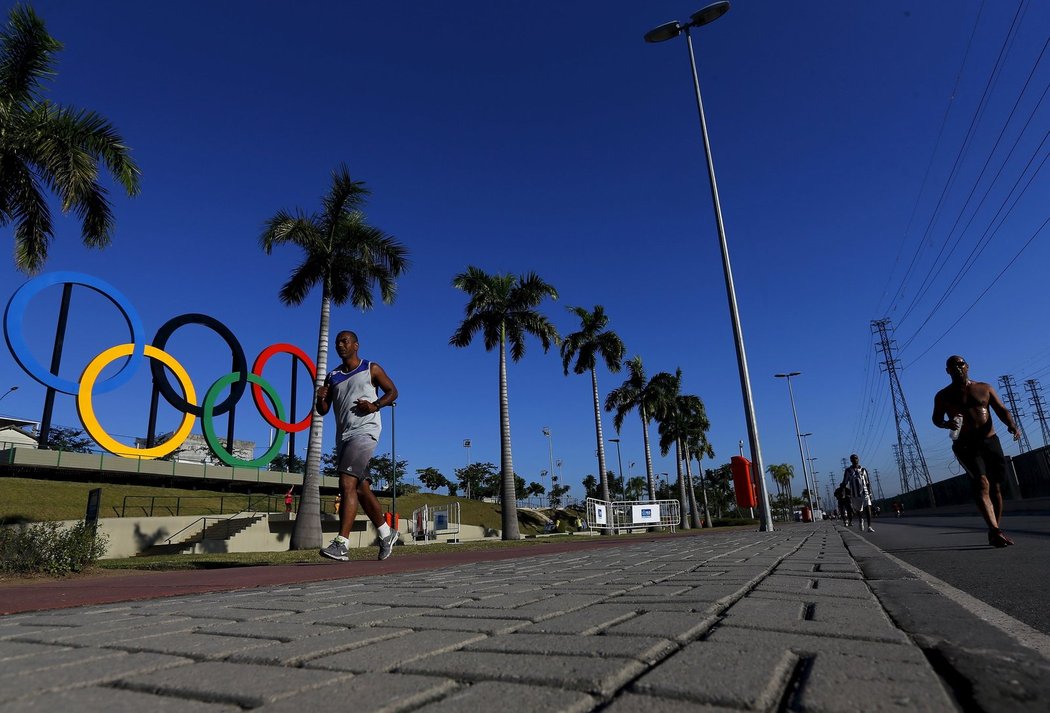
top-left (731, 456), bottom-right (757, 508)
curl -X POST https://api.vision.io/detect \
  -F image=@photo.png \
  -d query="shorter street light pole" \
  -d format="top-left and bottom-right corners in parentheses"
top-left (774, 372), bottom-right (816, 516)
top-left (463, 439), bottom-right (471, 500)
top-left (0, 385), bottom-right (17, 404)
top-left (800, 432), bottom-right (818, 510)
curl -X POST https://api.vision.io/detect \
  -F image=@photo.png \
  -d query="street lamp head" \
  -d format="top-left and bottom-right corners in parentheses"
top-left (609, 438), bottom-right (620, 443)
top-left (542, 427), bottom-right (550, 437)
top-left (689, 1), bottom-right (731, 28)
top-left (774, 372), bottom-right (801, 378)
top-left (644, 21), bottom-right (682, 43)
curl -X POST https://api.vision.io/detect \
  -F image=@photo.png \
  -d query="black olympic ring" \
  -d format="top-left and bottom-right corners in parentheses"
top-left (150, 313), bottom-right (247, 417)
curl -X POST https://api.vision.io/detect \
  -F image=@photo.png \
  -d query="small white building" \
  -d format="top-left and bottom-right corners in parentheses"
top-left (134, 432), bottom-right (255, 465)
top-left (0, 417), bottom-right (39, 449)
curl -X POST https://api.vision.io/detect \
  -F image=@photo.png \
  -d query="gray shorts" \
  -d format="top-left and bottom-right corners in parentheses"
top-left (336, 434), bottom-right (378, 481)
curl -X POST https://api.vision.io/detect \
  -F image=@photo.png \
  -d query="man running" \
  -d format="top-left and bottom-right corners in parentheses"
top-left (316, 330), bottom-right (400, 561)
top-left (932, 355), bottom-right (1020, 548)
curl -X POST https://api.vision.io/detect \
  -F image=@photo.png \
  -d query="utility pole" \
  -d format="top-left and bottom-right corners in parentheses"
top-left (998, 375), bottom-right (1031, 452)
top-left (1025, 379), bottom-right (1050, 447)
top-left (873, 318), bottom-right (933, 504)
top-left (873, 468), bottom-right (885, 501)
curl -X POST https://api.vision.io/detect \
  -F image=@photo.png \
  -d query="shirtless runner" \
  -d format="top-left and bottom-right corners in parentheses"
top-left (932, 355), bottom-right (1020, 548)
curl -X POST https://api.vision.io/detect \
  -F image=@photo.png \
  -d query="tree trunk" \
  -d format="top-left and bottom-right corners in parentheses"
top-left (675, 439), bottom-right (690, 529)
top-left (499, 328), bottom-right (520, 539)
top-left (685, 449), bottom-right (702, 529)
top-left (592, 368), bottom-right (610, 504)
top-left (641, 407), bottom-right (655, 501)
top-left (697, 457), bottom-right (713, 527)
top-left (290, 290), bottom-right (331, 550)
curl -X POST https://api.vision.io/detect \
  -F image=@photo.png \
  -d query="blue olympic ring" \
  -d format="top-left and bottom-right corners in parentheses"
top-left (3, 272), bottom-right (146, 395)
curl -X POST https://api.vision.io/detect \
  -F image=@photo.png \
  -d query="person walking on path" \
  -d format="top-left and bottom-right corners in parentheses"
top-left (315, 330), bottom-right (400, 561)
top-left (284, 487), bottom-right (294, 513)
top-left (933, 355), bottom-right (1020, 548)
top-left (840, 454), bottom-right (875, 532)
top-left (834, 484), bottom-right (853, 527)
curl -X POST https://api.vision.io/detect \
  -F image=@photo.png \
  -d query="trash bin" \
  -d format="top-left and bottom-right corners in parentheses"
top-left (801, 506), bottom-right (812, 523)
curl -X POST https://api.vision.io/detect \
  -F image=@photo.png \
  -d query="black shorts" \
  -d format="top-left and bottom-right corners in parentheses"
top-left (952, 434), bottom-right (1007, 483)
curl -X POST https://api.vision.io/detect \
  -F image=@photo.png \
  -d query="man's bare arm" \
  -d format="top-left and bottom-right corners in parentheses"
top-left (932, 391), bottom-right (950, 429)
top-left (356, 363), bottom-right (398, 414)
top-left (315, 383), bottom-right (332, 416)
top-left (988, 387), bottom-right (1019, 439)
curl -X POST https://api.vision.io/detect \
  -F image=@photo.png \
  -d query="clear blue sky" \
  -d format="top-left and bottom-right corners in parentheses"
top-left (2, 1), bottom-right (1048, 505)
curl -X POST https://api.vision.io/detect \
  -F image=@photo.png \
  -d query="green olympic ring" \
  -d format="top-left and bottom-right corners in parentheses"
top-left (202, 372), bottom-right (287, 468)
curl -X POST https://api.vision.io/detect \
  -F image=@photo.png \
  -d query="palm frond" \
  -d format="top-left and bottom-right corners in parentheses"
top-left (278, 257), bottom-right (325, 306)
top-left (9, 164), bottom-right (52, 273)
top-left (260, 210), bottom-right (321, 253)
top-left (0, 5), bottom-right (60, 107)
top-left (320, 163), bottom-right (370, 229)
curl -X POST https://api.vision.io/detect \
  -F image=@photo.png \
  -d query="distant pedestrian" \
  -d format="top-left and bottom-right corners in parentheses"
top-left (334, 493), bottom-right (342, 516)
top-left (840, 454), bottom-right (875, 532)
top-left (834, 485), bottom-right (853, 527)
top-left (316, 330), bottom-right (400, 561)
top-left (932, 355), bottom-right (1020, 548)
top-left (285, 487), bottom-right (294, 513)
top-left (893, 501), bottom-right (903, 518)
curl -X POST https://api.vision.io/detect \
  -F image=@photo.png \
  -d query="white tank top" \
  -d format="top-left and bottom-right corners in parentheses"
top-left (325, 359), bottom-right (381, 442)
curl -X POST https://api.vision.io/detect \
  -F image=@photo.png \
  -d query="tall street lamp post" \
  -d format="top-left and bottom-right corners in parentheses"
top-left (774, 372), bottom-right (816, 516)
top-left (0, 385), bottom-right (17, 404)
top-left (645, 1), bottom-right (773, 531)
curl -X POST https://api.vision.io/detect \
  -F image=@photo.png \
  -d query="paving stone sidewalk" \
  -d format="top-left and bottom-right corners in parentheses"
top-left (1, 523), bottom-right (1048, 712)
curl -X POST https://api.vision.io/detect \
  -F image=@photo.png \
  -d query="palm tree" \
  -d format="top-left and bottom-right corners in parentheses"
top-left (768, 463), bottom-right (794, 520)
top-left (680, 395), bottom-right (715, 528)
top-left (260, 164), bottom-right (408, 549)
top-left (450, 266), bottom-right (558, 540)
top-left (560, 305), bottom-right (625, 505)
top-left (652, 369), bottom-right (692, 529)
top-left (1, 5), bottom-right (141, 273)
top-left (605, 356), bottom-right (669, 502)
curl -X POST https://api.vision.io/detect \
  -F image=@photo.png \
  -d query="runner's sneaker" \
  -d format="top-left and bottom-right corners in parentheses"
top-left (988, 529), bottom-right (1013, 548)
top-left (378, 529), bottom-right (400, 561)
top-left (867, 526), bottom-right (875, 533)
top-left (320, 538), bottom-right (349, 561)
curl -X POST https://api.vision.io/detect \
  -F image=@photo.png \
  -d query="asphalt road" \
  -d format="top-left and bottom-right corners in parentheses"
top-left (851, 497), bottom-right (1050, 635)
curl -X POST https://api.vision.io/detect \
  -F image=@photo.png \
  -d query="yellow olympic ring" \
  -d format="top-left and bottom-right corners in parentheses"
top-left (77, 344), bottom-right (197, 459)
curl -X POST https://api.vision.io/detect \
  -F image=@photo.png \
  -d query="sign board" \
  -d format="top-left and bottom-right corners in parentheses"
top-left (593, 503), bottom-right (607, 525)
top-left (85, 488), bottom-right (102, 524)
top-left (632, 504), bottom-right (660, 524)
top-left (434, 509), bottom-right (449, 530)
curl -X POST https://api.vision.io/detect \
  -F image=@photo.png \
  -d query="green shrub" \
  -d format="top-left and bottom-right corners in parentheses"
top-left (0, 520), bottom-right (109, 576)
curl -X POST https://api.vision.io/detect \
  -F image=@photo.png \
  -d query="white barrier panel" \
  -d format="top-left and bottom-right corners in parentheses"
top-left (411, 502), bottom-right (461, 542)
top-left (586, 497), bottom-right (680, 532)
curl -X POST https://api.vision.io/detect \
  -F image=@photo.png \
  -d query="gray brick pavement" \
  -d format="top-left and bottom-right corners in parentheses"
top-left (2, 523), bottom-right (1047, 711)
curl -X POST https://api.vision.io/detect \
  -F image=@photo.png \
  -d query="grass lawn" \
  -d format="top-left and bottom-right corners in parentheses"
top-left (0, 475), bottom-right (576, 536)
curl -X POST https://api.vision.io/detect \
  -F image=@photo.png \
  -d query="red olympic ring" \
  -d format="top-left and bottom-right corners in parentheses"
top-left (251, 343), bottom-right (316, 433)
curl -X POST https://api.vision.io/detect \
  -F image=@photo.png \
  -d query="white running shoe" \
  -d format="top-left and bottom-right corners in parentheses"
top-left (378, 529), bottom-right (400, 561)
top-left (320, 538), bottom-right (349, 561)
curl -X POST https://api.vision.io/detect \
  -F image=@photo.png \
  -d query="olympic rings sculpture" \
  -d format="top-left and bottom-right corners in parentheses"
top-left (4, 272), bottom-right (316, 466)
